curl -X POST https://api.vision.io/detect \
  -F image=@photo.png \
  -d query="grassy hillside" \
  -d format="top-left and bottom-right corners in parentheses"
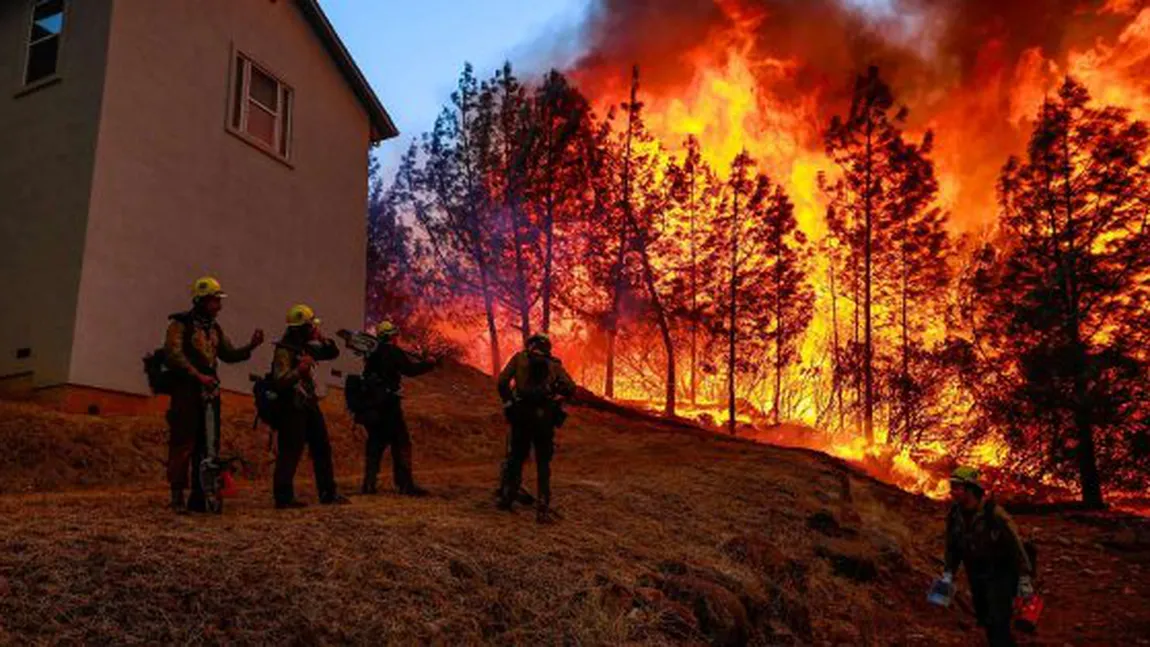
top-left (0, 363), bottom-right (1148, 645)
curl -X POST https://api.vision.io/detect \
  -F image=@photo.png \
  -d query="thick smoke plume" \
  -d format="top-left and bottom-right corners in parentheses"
top-left (568, 0), bottom-right (1149, 227)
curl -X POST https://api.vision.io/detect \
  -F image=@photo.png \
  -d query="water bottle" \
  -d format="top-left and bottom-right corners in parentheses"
top-left (927, 576), bottom-right (956, 607)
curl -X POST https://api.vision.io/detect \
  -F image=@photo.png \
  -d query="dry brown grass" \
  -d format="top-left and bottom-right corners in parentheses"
top-left (1, 363), bottom-right (1148, 645)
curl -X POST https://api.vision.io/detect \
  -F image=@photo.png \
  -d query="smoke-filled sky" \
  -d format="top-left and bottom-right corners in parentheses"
top-left (322, 0), bottom-right (1148, 227)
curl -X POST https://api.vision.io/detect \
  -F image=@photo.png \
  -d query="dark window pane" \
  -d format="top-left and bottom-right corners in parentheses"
top-left (247, 101), bottom-right (276, 147)
top-left (278, 89), bottom-right (292, 157)
top-left (25, 37), bottom-right (59, 84)
top-left (249, 67), bottom-right (278, 111)
top-left (33, 0), bottom-right (64, 38)
top-left (232, 58), bottom-right (245, 130)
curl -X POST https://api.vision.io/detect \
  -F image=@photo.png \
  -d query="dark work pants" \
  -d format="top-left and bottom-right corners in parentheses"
top-left (274, 404), bottom-right (338, 504)
top-left (500, 405), bottom-right (556, 506)
top-left (363, 405), bottom-right (416, 491)
top-left (167, 382), bottom-right (219, 506)
top-left (971, 571), bottom-right (1018, 647)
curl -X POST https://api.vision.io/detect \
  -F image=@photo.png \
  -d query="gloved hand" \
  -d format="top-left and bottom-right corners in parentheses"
top-left (941, 571), bottom-right (954, 584)
top-left (1018, 575), bottom-right (1034, 597)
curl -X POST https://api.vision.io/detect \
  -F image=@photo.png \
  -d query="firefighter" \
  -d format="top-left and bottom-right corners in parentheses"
top-left (164, 277), bottom-right (264, 513)
top-left (941, 466), bottom-right (1035, 647)
top-left (358, 322), bottom-right (437, 496)
top-left (270, 305), bottom-right (348, 508)
top-left (496, 333), bottom-right (576, 523)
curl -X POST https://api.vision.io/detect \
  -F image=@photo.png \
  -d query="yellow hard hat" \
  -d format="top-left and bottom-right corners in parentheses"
top-left (286, 304), bottom-right (320, 327)
top-left (191, 276), bottom-right (227, 300)
top-left (376, 321), bottom-right (398, 337)
top-left (949, 466), bottom-right (982, 489)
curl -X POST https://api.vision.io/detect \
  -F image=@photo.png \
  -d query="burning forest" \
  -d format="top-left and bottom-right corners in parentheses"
top-left (368, 0), bottom-right (1150, 508)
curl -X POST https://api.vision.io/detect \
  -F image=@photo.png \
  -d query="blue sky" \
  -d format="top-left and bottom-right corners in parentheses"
top-left (318, 0), bottom-right (594, 180)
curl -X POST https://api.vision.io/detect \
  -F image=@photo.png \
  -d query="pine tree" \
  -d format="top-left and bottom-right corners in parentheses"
top-left (487, 63), bottom-right (537, 344)
top-left (972, 78), bottom-right (1150, 506)
top-left (880, 132), bottom-right (951, 445)
top-left (762, 184), bottom-right (813, 425)
top-left (705, 152), bottom-right (779, 434)
top-left (664, 136), bottom-right (723, 407)
top-left (823, 66), bottom-right (937, 444)
top-left (525, 70), bottom-right (591, 334)
top-left (416, 63), bottom-right (505, 374)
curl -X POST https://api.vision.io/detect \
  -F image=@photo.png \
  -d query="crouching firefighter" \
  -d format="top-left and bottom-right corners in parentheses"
top-left (348, 322), bottom-right (438, 496)
top-left (496, 333), bottom-right (576, 522)
top-left (268, 305), bottom-right (348, 509)
top-left (941, 466), bottom-right (1036, 647)
top-left (158, 277), bottom-right (263, 513)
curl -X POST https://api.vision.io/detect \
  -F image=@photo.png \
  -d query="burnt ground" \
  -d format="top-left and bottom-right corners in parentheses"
top-left (1, 361), bottom-right (1148, 645)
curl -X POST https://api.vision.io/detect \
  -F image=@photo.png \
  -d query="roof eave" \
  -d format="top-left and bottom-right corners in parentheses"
top-left (296, 0), bottom-right (399, 142)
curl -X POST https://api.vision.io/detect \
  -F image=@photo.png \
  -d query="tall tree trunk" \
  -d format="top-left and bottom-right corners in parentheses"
top-left (502, 87), bottom-right (531, 344)
top-left (638, 240), bottom-right (676, 416)
top-left (900, 222), bottom-right (910, 444)
top-left (829, 262), bottom-right (844, 433)
top-left (605, 330), bottom-right (617, 398)
top-left (852, 253), bottom-right (862, 436)
top-left (689, 165), bottom-right (699, 407)
top-left (727, 182), bottom-right (741, 436)
top-left (772, 207), bottom-right (784, 426)
top-left (542, 113), bottom-right (556, 334)
top-left (863, 114), bottom-right (875, 445)
top-left (478, 262), bottom-right (502, 375)
top-left (1059, 131), bottom-right (1103, 508)
top-left (606, 66), bottom-right (641, 400)
top-left (510, 205), bottom-right (531, 344)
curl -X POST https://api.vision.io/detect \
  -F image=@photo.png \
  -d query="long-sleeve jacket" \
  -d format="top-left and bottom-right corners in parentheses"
top-left (945, 499), bottom-right (1034, 578)
top-left (164, 312), bottom-right (253, 378)
top-left (363, 343), bottom-right (435, 394)
top-left (272, 338), bottom-right (340, 406)
top-left (497, 351), bottom-right (576, 404)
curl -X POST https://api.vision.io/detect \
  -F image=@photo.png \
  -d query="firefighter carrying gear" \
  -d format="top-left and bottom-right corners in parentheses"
top-left (269, 325), bottom-right (344, 507)
top-left (496, 346), bottom-right (576, 516)
top-left (191, 276), bottom-right (227, 300)
top-left (359, 340), bottom-right (436, 495)
top-left (164, 309), bottom-right (256, 512)
top-left (944, 497), bottom-right (1035, 647)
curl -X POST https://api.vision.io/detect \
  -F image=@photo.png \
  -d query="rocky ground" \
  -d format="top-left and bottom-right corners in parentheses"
top-left (1, 362), bottom-right (1148, 645)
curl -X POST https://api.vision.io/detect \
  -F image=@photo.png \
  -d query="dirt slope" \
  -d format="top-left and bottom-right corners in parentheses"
top-left (1, 363), bottom-right (1148, 645)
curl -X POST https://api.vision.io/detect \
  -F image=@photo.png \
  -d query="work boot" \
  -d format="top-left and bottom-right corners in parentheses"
top-left (535, 503), bottom-right (553, 525)
top-left (320, 493), bottom-right (351, 505)
top-left (186, 493), bottom-right (207, 514)
top-left (361, 482), bottom-right (378, 496)
top-left (275, 499), bottom-right (308, 510)
top-left (170, 489), bottom-right (187, 514)
top-left (398, 485), bottom-right (429, 497)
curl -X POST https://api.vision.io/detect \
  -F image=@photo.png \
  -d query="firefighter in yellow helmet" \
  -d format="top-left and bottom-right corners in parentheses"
top-left (496, 333), bottom-right (576, 523)
top-left (941, 466), bottom-right (1035, 646)
top-left (356, 321), bottom-right (438, 496)
top-left (268, 304), bottom-right (346, 508)
top-left (163, 277), bottom-right (264, 513)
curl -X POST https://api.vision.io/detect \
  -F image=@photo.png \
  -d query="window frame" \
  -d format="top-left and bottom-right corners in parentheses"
top-left (226, 49), bottom-right (295, 165)
top-left (16, 0), bottom-right (69, 95)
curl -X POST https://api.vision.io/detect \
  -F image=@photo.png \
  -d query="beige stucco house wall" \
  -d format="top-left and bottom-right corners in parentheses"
top-left (1, 0), bottom-right (396, 404)
top-left (0, 0), bottom-right (114, 390)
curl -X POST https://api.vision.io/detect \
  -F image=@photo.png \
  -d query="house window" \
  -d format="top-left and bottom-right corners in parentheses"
top-left (230, 53), bottom-right (294, 161)
top-left (25, 0), bottom-right (65, 86)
